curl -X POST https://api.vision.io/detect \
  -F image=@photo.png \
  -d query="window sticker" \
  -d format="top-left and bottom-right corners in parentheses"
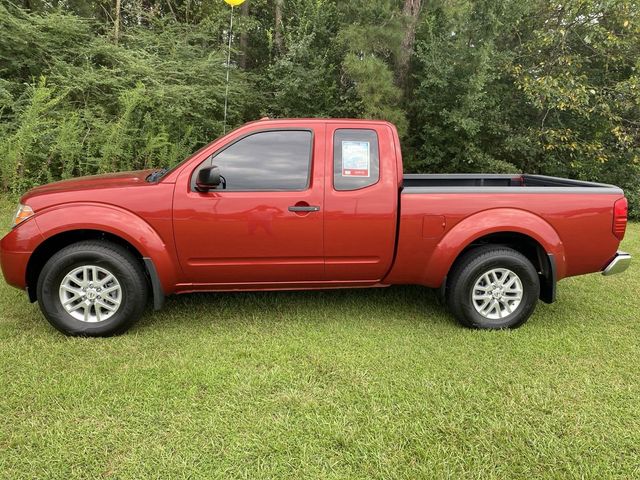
top-left (341, 141), bottom-right (370, 177)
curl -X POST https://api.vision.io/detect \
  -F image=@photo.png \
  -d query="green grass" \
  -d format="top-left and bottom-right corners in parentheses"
top-left (1, 196), bottom-right (639, 480)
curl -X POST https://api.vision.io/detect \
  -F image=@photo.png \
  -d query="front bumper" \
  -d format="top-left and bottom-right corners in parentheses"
top-left (0, 218), bottom-right (43, 290)
top-left (602, 251), bottom-right (632, 276)
top-left (0, 248), bottom-right (32, 289)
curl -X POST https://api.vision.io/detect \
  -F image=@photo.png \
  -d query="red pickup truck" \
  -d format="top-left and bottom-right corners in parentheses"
top-left (0, 118), bottom-right (631, 336)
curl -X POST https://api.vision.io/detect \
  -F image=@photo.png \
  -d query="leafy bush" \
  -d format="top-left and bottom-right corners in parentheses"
top-left (0, 4), bottom-right (252, 194)
top-left (0, 0), bottom-right (638, 216)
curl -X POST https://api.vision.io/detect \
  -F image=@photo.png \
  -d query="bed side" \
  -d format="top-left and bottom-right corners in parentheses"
top-left (385, 189), bottom-right (624, 289)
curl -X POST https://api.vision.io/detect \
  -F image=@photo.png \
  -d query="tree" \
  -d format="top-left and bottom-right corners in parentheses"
top-left (0, 0), bottom-right (638, 216)
top-left (396, 0), bottom-right (422, 89)
top-left (239, 0), bottom-right (250, 68)
top-left (274, 0), bottom-right (284, 53)
top-left (114, 0), bottom-right (121, 44)
top-left (336, 0), bottom-right (408, 134)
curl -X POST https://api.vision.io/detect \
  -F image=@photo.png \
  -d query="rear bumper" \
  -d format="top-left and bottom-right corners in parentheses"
top-left (602, 251), bottom-right (632, 276)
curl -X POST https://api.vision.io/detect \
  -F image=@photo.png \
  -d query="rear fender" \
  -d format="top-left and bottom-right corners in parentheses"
top-left (33, 203), bottom-right (178, 294)
top-left (423, 208), bottom-right (566, 287)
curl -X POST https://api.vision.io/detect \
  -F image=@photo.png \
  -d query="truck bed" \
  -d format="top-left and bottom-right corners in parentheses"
top-left (391, 172), bottom-right (625, 287)
top-left (403, 174), bottom-right (622, 194)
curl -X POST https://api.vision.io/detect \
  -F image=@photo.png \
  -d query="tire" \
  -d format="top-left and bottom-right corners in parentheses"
top-left (447, 245), bottom-right (540, 329)
top-left (36, 240), bottom-right (148, 336)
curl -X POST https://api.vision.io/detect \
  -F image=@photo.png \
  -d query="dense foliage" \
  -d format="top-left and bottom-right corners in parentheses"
top-left (0, 0), bottom-right (638, 215)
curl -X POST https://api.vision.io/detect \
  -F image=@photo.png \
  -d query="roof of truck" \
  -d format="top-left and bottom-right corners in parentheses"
top-left (246, 117), bottom-right (396, 127)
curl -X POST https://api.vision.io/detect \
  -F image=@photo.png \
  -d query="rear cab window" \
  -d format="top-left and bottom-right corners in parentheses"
top-left (333, 129), bottom-right (380, 191)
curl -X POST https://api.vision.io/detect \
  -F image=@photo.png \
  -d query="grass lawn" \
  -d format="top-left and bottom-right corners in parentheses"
top-left (1, 195), bottom-right (639, 479)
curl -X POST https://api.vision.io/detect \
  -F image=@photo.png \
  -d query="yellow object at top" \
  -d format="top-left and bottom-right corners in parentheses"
top-left (224, 0), bottom-right (246, 6)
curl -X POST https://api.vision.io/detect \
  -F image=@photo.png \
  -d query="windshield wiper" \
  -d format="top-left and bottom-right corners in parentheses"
top-left (147, 168), bottom-right (168, 183)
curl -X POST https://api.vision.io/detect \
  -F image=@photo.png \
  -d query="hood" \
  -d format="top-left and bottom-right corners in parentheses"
top-left (21, 170), bottom-right (155, 202)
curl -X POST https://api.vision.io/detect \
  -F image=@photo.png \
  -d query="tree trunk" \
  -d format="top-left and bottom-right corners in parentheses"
top-left (114, 0), bottom-right (122, 44)
top-left (274, 0), bottom-right (284, 54)
top-left (396, 0), bottom-right (422, 89)
top-left (239, 0), bottom-right (250, 69)
top-left (165, 0), bottom-right (176, 19)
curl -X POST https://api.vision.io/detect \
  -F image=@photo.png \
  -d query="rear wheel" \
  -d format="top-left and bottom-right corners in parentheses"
top-left (447, 246), bottom-right (540, 329)
top-left (37, 241), bottom-right (148, 336)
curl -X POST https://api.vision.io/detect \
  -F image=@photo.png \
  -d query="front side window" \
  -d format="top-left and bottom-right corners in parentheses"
top-left (333, 129), bottom-right (380, 191)
top-left (197, 130), bottom-right (312, 191)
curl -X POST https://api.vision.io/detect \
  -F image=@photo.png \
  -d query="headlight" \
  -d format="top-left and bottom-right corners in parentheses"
top-left (12, 203), bottom-right (34, 228)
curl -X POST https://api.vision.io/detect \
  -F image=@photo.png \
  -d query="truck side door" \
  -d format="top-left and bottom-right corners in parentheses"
top-left (172, 124), bottom-right (325, 286)
top-left (323, 123), bottom-right (399, 282)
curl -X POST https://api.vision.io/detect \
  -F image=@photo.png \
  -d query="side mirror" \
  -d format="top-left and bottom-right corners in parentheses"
top-left (196, 165), bottom-right (222, 191)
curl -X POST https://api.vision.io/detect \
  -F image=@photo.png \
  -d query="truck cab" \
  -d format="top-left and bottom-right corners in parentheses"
top-left (169, 119), bottom-right (400, 288)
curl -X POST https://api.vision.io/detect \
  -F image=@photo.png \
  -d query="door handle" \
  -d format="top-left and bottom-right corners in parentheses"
top-left (288, 205), bottom-right (320, 212)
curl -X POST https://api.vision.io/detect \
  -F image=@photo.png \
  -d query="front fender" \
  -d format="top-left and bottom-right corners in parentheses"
top-left (33, 202), bottom-right (178, 294)
top-left (422, 208), bottom-right (566, 286)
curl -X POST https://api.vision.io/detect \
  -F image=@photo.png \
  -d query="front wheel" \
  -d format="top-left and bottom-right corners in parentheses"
top-left (447, 246), bottom-right (540, 329)
top-left (37, 241), bottom-right (148, 336)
